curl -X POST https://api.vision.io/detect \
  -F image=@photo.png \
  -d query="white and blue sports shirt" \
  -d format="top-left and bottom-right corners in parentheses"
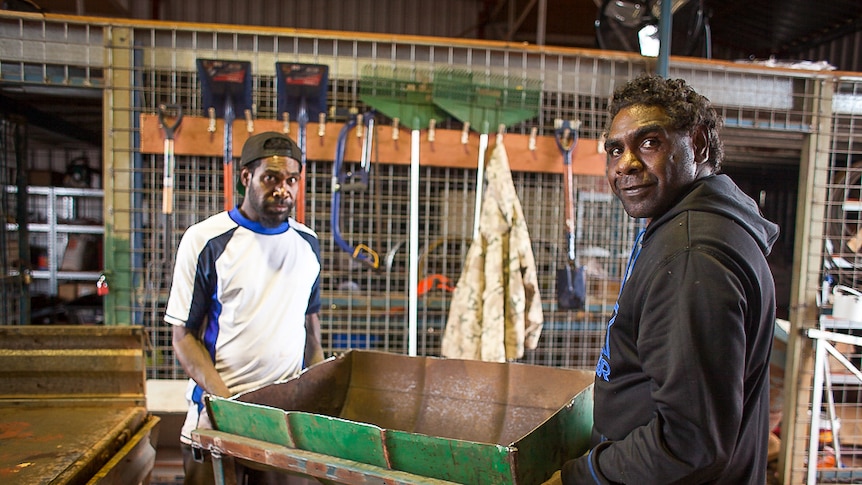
top-left (164, 207), bottom-right (321, 443)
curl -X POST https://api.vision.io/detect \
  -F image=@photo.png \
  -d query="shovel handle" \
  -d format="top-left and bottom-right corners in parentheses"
top-left (162, 138), bottom-right (175, 214)
top-left (554, 120), bottom-right (580, 162)
top-left (223, 101), bottom-right (235, 211)
top-left (556, 120), bottom-right (581, 263)
top-left (158, 104), bottom-right (183, 140)
top-left (162, 186), bottom-right (173, 214)
top-left (159, 104), bottom-right (182, 215)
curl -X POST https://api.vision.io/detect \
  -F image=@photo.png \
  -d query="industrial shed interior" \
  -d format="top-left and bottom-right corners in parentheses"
top-left (1, 1), bottom-right (861, 484)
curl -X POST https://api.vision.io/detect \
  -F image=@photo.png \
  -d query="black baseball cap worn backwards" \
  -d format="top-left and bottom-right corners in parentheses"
top-left (237, 131), bottom-right (302, 195)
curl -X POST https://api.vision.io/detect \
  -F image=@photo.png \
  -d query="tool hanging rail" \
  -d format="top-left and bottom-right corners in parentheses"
top-left (138, 114), bottom-right (607, 175)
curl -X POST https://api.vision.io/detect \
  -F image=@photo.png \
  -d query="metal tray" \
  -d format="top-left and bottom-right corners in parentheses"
top-left (207, 350), bottom-right (594, 485)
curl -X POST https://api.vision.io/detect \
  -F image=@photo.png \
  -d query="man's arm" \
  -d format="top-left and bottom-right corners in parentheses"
top-left (305, 312), bottom-right (324, 366)
top-left (172, 325), bottom-right (231, 398)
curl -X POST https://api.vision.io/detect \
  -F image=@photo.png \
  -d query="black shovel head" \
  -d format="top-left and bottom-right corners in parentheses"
top-left (557, 264), bottom-right (586, 310)
top-left (196, 58), bottom-right (253, 118)
top-left (276, 62), bottom-right (329, 120)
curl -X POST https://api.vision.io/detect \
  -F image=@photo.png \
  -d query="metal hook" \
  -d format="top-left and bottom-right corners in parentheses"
top-left (428, 119), bottom-right (436, 143)
top-left (207, 107), bottom-right (217, 133)
top-left (244, 109), bottom-right (254, 133)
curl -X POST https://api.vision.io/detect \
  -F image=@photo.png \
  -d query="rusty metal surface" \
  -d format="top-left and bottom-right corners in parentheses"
top-left (232, 350), bottom-right (594, 444)
top-left (0, 405), bottom-right (148, 485)
top-left (194, 429), bottom-right (463, 485)
top-left (85, 415), bottom-right (161, 485)
top-left (231, 348), bottom-right (354, 417)
top-left (0, 325), bottom-right (147, 406)
top-left (207, 350), bottom-right (595, 484)
top-left (0, 325), bottom-right (156, 484)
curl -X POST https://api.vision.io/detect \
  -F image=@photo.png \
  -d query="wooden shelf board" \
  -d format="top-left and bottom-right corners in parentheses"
top-left (140, 114), bottom-right (606, 176)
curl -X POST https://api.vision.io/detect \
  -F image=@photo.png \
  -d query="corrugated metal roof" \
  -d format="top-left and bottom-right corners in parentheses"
top-left (20, 0), bottom-right (862, 72)
top-left (707, 0), bottom-right (862, 63)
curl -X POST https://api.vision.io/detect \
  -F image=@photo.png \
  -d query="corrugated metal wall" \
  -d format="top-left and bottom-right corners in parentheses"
top-left (134, 0), bottom-right (483, 41)
top-left (131, 0), bottom-right (862, 72)
top-left (802, 31), bottom-right (862, 73)
top-left (711, 29), bottom-right (862, 73)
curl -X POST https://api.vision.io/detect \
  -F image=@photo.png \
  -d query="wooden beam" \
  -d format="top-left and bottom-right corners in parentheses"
top-left (139, 114), bottom-right (607, 176)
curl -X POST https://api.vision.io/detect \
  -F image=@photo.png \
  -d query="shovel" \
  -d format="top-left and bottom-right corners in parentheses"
top-left (146, 104), bottom-right (184, 331)
top-left (359, 66), bottom-right (446, 356)
top-left (157, 103), bottom-right (182, 215)
top-left (276, 62), bottom-right (329, 223)
top-left (197, 59), bottom-right (253, 211)
top-left (555, 119), bottom-right (586, 310)
top-left (155, 103), bottom-right (182, 279)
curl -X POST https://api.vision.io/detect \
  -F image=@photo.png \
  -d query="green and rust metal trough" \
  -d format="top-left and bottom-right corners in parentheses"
top-left (202, 350), bottom-right (594, 485)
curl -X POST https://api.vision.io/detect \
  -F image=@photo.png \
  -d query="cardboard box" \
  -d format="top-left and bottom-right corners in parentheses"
top-left (58, 282), bottom-right (98, 301)
top-left (835, 403), bottom-right (862, 446)
top-left (60, 234), bottom-right (101, 271)
top-left (27, 170), bottom-right (64, 186)
top-left (5, 233), bottom-right (19, 267)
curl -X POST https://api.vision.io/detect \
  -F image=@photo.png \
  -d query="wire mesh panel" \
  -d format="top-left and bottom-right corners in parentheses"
top-left (825, 84), bottom-right (862, 291)
top-left (796, 77), bottom-right (862, 483)
top-left (109, 26), bottom-right (646, 381)
top-left (0, 116), bottom-right (25, 326)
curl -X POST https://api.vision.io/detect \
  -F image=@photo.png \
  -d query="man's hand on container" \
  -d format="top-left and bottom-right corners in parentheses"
top-left (197, 407), bottom-right (215, 430)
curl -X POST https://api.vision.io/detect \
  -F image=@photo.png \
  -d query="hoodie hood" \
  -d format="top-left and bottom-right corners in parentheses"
top-left (648, 174), bottom-right (780, 256)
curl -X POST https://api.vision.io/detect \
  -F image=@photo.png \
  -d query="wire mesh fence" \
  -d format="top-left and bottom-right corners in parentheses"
top-left (113, 27), bottom-right (644, 380)
top-left (0, 116), bottom-right (25, 326)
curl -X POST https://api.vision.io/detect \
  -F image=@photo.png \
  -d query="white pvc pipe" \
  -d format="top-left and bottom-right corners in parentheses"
top-left (807, 336), bottom-right (826, 485)
top-left (408, 128), bottom-right (420, 356)
top-left (472, 132), bottom-right (489, 239)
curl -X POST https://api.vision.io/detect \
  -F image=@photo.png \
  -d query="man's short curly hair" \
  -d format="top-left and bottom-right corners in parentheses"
top-left (606, 74), bottom-right (724, 171)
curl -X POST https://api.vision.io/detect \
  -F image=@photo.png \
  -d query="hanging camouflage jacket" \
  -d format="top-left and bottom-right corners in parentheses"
top-left (441, 143), bottom-right (544, 362)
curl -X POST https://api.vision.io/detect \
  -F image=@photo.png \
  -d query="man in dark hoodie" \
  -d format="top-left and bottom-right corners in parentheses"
top-left (543, 74), bottom-right (780, 485)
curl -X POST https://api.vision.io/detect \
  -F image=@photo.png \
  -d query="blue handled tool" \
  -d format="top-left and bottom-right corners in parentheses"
top-left (331, 111), bottom-right (379, 269)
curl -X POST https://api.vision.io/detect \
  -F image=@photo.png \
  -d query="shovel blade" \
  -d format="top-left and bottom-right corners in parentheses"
top-left (557, 266), bottom-right (586, 310)
top-left (197, 59), bottom-right (253, 118)
top-left (276, 62), bottom-right (329, 120)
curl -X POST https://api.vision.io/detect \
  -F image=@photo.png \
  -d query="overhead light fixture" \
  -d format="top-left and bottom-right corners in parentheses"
top-left (637, 24), bottom-right (660, 57)
top-left (606, 0), bottom-right (648, 28)
top-left (595, 0), bottom-right (712, 59)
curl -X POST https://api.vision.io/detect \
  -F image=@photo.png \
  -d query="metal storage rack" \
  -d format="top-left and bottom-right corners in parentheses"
top-left (807, 316), bottom-right (862, 483)
top-left (6, 185), bottom-right (104, 297)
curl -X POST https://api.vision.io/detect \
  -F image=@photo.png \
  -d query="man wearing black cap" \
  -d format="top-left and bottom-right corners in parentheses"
top-left (165, 131), bottom-right (323, 485)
